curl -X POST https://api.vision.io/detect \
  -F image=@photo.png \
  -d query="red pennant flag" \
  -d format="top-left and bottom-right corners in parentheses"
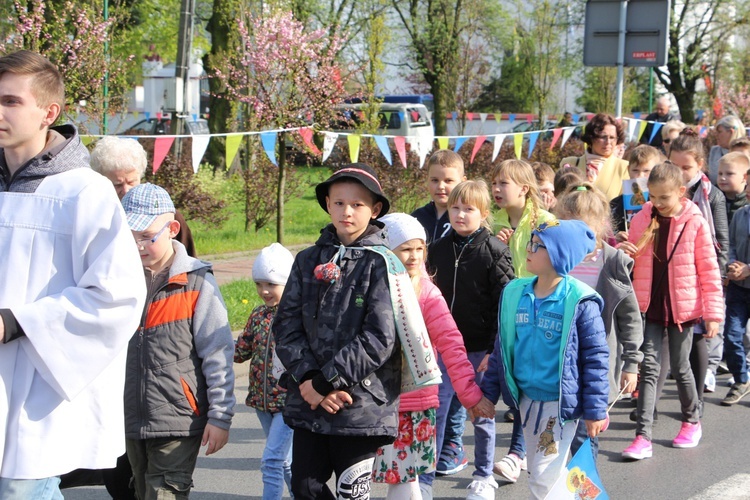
top-left (298, 128), bottom-right (321, 155)
top-left (549, 128), bottom-right (563, 150)
top-left (470, 136), bottom-right (486, 164)
top-left (466, 112), bottom-right (474, 121)
top-left (526, 114), bottom-right (533, 123)
top-left (394, 136), bottom-right (407, 168)
top-left (152, 136), bottom-right (174, 173)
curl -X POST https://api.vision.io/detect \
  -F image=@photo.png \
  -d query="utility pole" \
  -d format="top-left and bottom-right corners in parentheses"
top-left (172, 0), bottom-right (196, 160)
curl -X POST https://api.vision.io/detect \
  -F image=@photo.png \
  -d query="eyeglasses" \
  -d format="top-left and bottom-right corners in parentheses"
top-left (593, 134), bottom-right (618, 143)
top-left (526, 240), bottom-right (547, 253)
top-left (663, 139), bottom-right (672, 144)
top-left (135, 222), bottom-right (171, 247)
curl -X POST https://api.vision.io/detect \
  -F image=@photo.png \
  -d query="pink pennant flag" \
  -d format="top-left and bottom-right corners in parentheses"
top-left (549, 128), bottom-right (563, 150)
top-left (470, 136), bottom-right (487, 164)
top-left (298, 128), bottom-right (321, 155)
top-left (156, 111), bottom-right (163, 120)
top-left (526, 114), bottom-right (533, 123)
top-left (394, 136), bottom-right (408, 168)
top-left (152, 136), bottom-right (174, 173)
top-left (466, 112), bottom-right (474, 121)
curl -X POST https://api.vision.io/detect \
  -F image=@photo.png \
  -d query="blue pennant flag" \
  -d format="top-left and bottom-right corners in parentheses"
top-left (572, 114), bottom-right (580, 123)
top-left (633, 112), bottom-right (642, 120)
top-left (453, 137), bottom-right (467, 153)
top-left (527, 131), bottom-right (540, 158)
top-left (260, 132), bottom-right (278, 166)
top-left (546, 438), bottom-right (609, 499)
top-left (508, 113), bottom-right (516, 124)
top-left (697, 109), bottom-right (705, 121)
top-left (373, 136), bottom-right (392, 166)
top-left (451, 111), bottom-right (459, 121)
top-left (145, 111), bottom-right (151, 121)
top-left (649, 122), bottom-right (663, 144)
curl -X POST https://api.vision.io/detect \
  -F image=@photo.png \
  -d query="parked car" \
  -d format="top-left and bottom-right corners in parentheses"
top-left (331, 103), bottom-right (434, 143)
top-left (123, 117), bottom-right (209, 135)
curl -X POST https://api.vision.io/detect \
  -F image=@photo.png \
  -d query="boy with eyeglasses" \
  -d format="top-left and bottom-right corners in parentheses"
top-left (121, 183), bottom-right (235, 499)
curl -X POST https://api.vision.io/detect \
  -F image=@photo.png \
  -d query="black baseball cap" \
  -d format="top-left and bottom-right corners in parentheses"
top-left (315, 163), bottom-right (390, 217)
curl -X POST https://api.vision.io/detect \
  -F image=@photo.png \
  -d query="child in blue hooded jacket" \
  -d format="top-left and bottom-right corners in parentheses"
top-left (480, 219), bottom-right (609, 500)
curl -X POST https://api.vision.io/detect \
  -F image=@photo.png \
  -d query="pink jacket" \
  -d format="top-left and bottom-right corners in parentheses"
top-left (399, 278), bottom-right (483, 412)
top-left (628, 199), bottom-right (724, 325)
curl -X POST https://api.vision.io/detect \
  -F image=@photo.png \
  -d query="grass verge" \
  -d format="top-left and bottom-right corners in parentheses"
top-left (220, 279), bottom-right (263, 331)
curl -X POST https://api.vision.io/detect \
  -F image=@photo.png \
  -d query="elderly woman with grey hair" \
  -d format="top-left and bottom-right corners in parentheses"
top-left (708, 115), bottom-right (747, 184)
top-left (90, 136), bottom-right (197, 256)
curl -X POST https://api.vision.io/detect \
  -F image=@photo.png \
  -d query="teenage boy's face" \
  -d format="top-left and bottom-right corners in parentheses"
top-left (131, 214), bottom-right (180, 272)
top-left (326, 181), bottom-right (382, 246)
top-left (427, 166), bottom-right (464, 209)
top-left (717, 162), bottom-right (747, 196)
top-left (0, 73), bottom-right (58, 158)
top-left (255, 281), bottom-right (284, 308)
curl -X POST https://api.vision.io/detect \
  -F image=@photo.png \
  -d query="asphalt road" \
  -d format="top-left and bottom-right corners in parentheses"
top-left (63, 370), bottom-right (750, 499)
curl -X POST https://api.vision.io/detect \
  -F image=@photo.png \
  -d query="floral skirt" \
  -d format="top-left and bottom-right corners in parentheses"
top-left (372, 409), bottom-right (437, 484)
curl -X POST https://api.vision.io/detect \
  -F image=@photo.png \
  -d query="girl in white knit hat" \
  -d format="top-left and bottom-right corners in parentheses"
top-left (234, 243), bottom-right (295, 500)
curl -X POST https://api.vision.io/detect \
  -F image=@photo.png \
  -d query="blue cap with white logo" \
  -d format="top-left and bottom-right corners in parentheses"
top-left (121, 183), bottom-right (175, 231)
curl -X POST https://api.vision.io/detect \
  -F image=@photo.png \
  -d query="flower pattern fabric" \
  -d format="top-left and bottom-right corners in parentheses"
top-left (372, 409), bottom-right (436, 484)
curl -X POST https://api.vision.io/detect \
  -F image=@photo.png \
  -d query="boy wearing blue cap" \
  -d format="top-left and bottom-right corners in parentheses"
top-left (480, 219), bottom-right (609, 499)
top-left (121, 183), bottom-right (236, 499)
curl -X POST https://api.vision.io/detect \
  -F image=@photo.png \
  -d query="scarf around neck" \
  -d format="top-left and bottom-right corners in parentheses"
top-left (687, 171), bottom-right (717, 245)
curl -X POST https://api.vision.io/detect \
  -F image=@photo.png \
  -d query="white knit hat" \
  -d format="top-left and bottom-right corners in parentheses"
top-left (252, 243), bottom-right (294, 285)
top-left (380, 213), bottom-right (427, 250)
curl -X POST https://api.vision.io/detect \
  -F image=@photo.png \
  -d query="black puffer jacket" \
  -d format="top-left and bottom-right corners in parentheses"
top-left (273, 222), bottom-right (401, 438)
top-left (427, 227), bottom-right (515, 353)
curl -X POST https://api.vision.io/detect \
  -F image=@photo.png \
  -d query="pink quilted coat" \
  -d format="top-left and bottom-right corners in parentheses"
top-left (628, 199), bottom-right (724, 326)
top-left (399, 277), bottom-right (483, 412)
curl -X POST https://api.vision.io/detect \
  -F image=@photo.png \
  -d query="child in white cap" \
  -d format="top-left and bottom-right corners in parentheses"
top-left (235, 243), bottom-right (295, 500)
top-left (373, 214), bottom-right (495, 500)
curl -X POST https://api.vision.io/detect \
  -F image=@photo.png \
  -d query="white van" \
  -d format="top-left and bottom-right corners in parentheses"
top-left (332, 103), bottom-right (434, 143)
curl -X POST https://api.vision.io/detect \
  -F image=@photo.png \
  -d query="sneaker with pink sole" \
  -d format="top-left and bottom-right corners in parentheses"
top-left (622, 436), bottom-right (653, 460)
top-left (672, 421), bottom-right (702, 448)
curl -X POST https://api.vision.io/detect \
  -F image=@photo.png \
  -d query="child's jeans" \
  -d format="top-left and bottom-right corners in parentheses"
top-left (636, 321), bottom-right (700, 441)
top-left (0, 477), bottom-right (63, 500)
top-left (724, 283), bottom-right (750, 383)
top-left (420, 351), bottom-right (496, 487)
top-left (256, 409), bottom-right (294, 500)
top-left (519, 396), bottom-right (576, 500)
top-left (438, 394), bottom-right (466, 461)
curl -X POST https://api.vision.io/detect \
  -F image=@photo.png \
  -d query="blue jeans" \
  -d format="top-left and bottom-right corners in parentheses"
top-left (256, 409), bottom-right (294, 500)
top-left (440, 395), bottom-right (466, 457)
top-left (508, 408), bottom-right (526, 459)
top-left (724, 283), bottom-right (750, 384)
top-left (0, 477), bottom-right (63, 499)
top-left (570, 421), bottom-right (599, 460)
top-left (420, 351), bottom-right (496, 486)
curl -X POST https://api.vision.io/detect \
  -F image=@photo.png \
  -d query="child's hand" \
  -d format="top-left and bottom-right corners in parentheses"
top-left (705, 320), bottom-right (720, 339)
top-left (468, 397), bottom-right (496, 420)
top-left (477, 354), bottom-right (490, 372)
top-left (540, 192), bottom-right (556, 211)
top-left (614, 231), bottom-right (629, 243)
top-left (585, 418), bottom-right (607, 438)
top-left (727, 262), bottom-right (749, 281)
top-left (496, 228), bottom-right (514, 244)
top-left (201, 423), bottom-right (229, 455)
top-left (300, 380), bottom-right (326, 409)
top-left (620, 371), bottom-right (638, 394)
top-left (320, 390), bottom-right (353, 415)
top-left (616, 241), bottom-right (638, 256)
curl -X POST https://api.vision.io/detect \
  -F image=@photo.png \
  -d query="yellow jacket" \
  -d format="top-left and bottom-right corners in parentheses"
top-left (496, 198), bottom-right (555, 277)
top-left (560, 154), bottom-right (630, 201)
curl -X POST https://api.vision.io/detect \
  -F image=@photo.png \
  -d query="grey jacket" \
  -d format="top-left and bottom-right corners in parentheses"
top-left (273, 223), bottom-right (401, 438)
top-left (687, 181), bottom-right (730, 277)
top-left (597, 243), bottom-right (644, 403)
top-left (729, 206), bottom-right (750, 289)
top-left (124, 241), bottom-right (235, 439)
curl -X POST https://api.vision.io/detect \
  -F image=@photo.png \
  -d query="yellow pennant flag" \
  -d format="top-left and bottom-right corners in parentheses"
top-left (514, 133), bottom-right (523, 159)
top-left (437, 137), bottom-right (449, 150)
top-left (225, 133), bottom-right (243, 170)
top-left (637, 121), bottom-right (648, 142)
top-left (348, 134), bottom-right (361, 163)
top-left (81, 135), bottom-right (95, 146)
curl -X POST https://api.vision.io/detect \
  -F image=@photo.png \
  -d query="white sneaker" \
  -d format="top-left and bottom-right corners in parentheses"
top-left (466, 476), bottom-right (498, 500)
top-left (492, 453), bottom-right (526, 483)
top-left (705, 371), bottom-right (716, 393)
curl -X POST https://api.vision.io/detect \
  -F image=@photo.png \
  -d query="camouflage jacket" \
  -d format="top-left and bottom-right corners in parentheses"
top-left (273, 222), bottom-right (401, 438)
top-left (235, 305), bottom-right (286, 413)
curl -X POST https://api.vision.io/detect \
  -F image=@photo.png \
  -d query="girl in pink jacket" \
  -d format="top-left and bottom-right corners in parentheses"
top-left (372, 213), bottom-right (495, 500)
top-left (619, 163), bottom-right (724, 460)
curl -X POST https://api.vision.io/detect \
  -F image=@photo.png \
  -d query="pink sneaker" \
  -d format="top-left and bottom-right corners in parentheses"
top-left (672, 421), bottom-right (702, 448)
top-left (622, 436), bottom-right (653, 460)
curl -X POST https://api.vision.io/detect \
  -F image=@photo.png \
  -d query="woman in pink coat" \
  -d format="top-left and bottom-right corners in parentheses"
top-left (372, 213), bottom-right (495, 500)
top-left (619, 163), bottom-right (723, 461)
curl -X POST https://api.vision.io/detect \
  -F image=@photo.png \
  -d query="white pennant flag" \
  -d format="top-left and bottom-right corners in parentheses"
top-left (417, 136), bottom-right (434, 168)
top-left (492, 134), bottom-right (507, 161)
top-left (479, 113), bottom-right (489, 123)
top-left (322, 132), bottom-right (338, 162)
top-left (191, 135), bottom-right (210, 174)
top-left (560, 127), bottom-right (575, 149)
top-left (627, 118), bottom-right (638, 142)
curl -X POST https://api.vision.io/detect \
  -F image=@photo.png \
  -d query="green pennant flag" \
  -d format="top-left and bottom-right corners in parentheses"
top-left (348, 134), bottom-right (361, 163)
top-left (226, 133), bottom-right (243, 169)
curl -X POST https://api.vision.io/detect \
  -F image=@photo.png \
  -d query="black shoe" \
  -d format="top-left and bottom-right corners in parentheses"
top-left (629, 408), bottom-right (658, 423)
top-left (503, 409), bottom-right (514, 422)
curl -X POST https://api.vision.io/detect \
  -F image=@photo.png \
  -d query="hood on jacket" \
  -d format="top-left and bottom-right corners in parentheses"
top-left (639, 197), bottom-right (703, 225)
top-left (0, 124), bottom-right (88, 193)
